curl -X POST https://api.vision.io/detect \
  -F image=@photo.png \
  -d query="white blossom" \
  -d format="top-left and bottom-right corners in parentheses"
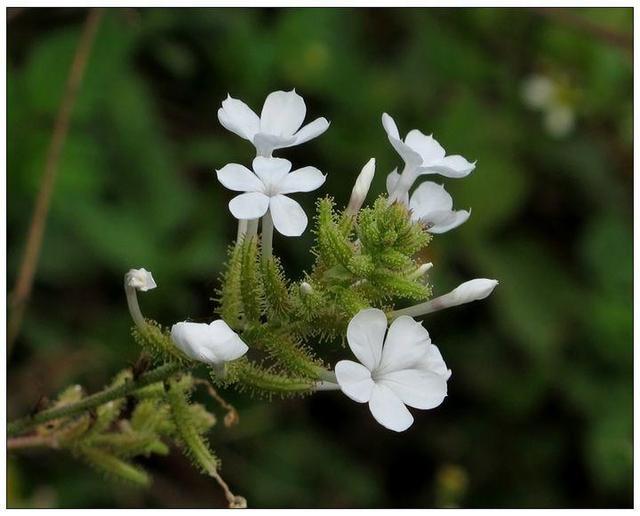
top-left (408, 182), bottom-right (470, 234)
top-left (171, 320), bottom-right (248, 366)
top-left (218, 89), bottom-right (329, 157)
top-left (382, 113), bottom-right (475, 204)
top-left (335, 308), bottom-right (450, 432)
top-left (216, 156), bottom-right (325, 237)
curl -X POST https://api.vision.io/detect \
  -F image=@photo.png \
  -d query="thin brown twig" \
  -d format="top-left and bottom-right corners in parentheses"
top-left (194, 379), bottom-right (240, 428)
top-left (7, 8), bottom-right (104, 352)
top-left (7, 433), bottom-right (60, 451)
top-left (531, 7), bottom-right (632, 54)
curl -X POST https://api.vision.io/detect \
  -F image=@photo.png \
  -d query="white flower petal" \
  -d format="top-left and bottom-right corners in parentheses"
top-left (382, 112), bottom-right (400, 140)
top-left (170, 320), bottom-right (248, 365)
top-left (382, 113), bottom-right (423, 168)
top-left (379, 368), bottom-right (447, 410)
top-left (253, 132), bottom-right (296, 157)
top-left (170, 322), bottom-right (213, 363)
top-left (126, 268), bottom-right (157, 291)
top-left (368, 383), bottom-right (414, 432)
top-left (269, 194), bottom-right (308, 236)
top-left (405, 130), bottom-right (446, 163)
top-left (207, 320), bottom-right (249, 362)
top-left (229, 192), bottom-right (270, 220)
top-left (422, 155), bottom-right (476, 178)
top-left (346, 308), bottom-right (387, 371)
top-left (278, 166), bottom-right (326, 194)
top-left (385, 168), bottom-right (400, 196)
top-left (424, 209), bottom-right (470, 234)
top-left (379, 316), bottom-right (431, 373)
top-left (260, 89), bottom-right (306, 137)
top-left (218, 95), bottom-right (260, 140)
top-left (291, 117), bottom-right (330, 145)
top-left (216, 163), bottom-right (265, 193)
top-left (335, 360), bottom-right (375, 403)
top-left (409, 182), bottom-right (453, 215)
top-left (252, 156), bottom-right (292, 190)
top-left (418, 344), bottom-right (452, 380)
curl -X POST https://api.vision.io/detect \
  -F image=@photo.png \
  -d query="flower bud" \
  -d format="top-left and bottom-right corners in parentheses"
top-left (389, 278), bottom-right (498, 319)
top-left (346, 158), bottom-right (376, 214)
top-left (300, 281), bottom-right (313, 295)
top-left (449, 279), bottom-right (498, 304)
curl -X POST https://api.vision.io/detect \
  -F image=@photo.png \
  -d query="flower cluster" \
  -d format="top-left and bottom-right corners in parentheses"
top-left (126, 89), bottom-right (498, 434)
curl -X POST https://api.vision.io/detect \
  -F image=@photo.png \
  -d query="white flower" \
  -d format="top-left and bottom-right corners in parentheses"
top-left (382, 113), bottom-right (475, 179)
top-left (335, 308), bottom-right (450, 432)
top-left (544, 105), bottom-right (575, 138)
top-left (408, 182), bottom-right (470, 234)
top-left (171, 320), bottom-right (248, 366)
top-left (218, 89), bottom-right (330, 157)
top-left (125, 268), bottom-right (157, 291)
top-left (521, 75), bottom-right (555, 109)
top-left (216, 156), bottom-right (325, 237)
top-left (346, 158), bottom-right (376, 214)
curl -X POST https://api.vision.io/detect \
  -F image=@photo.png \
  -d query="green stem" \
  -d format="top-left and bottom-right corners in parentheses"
top-left (8, 362), bottom-right (183, 437)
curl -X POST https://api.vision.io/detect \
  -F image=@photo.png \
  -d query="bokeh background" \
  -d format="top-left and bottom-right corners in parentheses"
top-left (7, 7), bottom-right (633, 508)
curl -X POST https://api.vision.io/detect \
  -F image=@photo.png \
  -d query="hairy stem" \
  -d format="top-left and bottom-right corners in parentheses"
top-left (8, 362), bottom-right (183, 437)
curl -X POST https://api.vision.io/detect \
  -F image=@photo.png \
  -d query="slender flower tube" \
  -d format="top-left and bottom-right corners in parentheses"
top-left (408, 262), bottom-right (433, 280)
top-left (390, 279), bottom-right (499, 319)
top-left (346, 158), bottom-right (376, 215)
top-left (124, 268), bottom-right (157, 330)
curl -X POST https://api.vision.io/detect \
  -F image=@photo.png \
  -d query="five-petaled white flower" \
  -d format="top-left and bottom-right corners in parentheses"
top-left (171, 320), bottom-right (248, 366)
top-left (218, 89), bottom-right (330, 157)
top-left (405, 181), bottom-right (470, 234)
top-left (335, 308), bottom-right (451, 432)
top-left (382, 113), bottom-right (475, 204)
top-left (216, 156), bottom-right (325, 237)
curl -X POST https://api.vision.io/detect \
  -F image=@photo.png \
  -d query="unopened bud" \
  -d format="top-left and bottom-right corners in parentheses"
top-left (300, 282), bottom-right (313, 295)
top-left (389, 278), bottom-right (498, 319)
top-left (346, 158), bottom-right (376, 214)
top-left (409, 262), bottom-right (433, 280)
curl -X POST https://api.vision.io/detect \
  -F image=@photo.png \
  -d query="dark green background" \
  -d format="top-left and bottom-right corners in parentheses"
top-left (7, 7), bottom-right (633, 508)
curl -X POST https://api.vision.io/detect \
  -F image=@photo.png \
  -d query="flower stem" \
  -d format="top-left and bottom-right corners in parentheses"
top-left (246, 219), bottom-right (259, 239)
top-left (261, 210), bottom-right (274, 261)
top-left (7, 362), bottom-right (183, 437)
top-left (124, 281), bottom-right (146, 331)
top-left (236, 219), bottom-right (248, 242)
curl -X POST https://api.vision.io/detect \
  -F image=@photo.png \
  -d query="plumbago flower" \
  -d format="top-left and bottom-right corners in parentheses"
top-left (335, 309), bottom-right (450, 432)
top-left (383, 112), bottom-right (475, 204)
top-left (216, 156), bottom-right (325, 237)
top-left (218, 89), bottom-right (330, 157)
top-left (406, 181), bottom-right (470, 234)
top-left (9, 92), bottom-right (498, 508)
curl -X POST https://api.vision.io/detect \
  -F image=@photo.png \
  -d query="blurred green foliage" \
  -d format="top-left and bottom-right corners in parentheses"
top-left (7, 7), bottom-right (632, 508)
